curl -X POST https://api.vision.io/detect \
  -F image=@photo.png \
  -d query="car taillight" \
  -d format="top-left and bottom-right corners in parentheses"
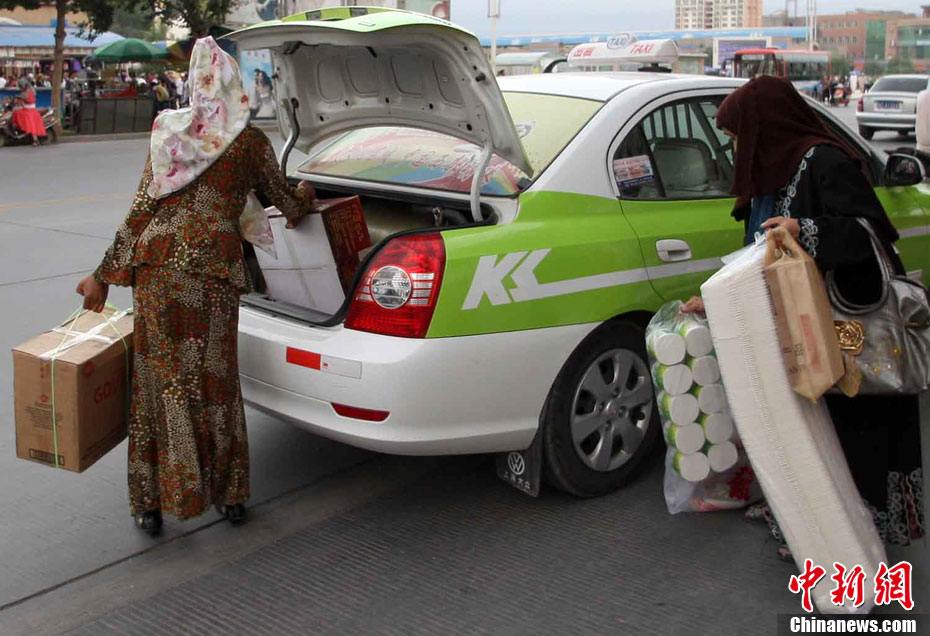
top-left (345, 233), bottom-right (445, 338)
top-left (857, 98), bottom-right (864, 112)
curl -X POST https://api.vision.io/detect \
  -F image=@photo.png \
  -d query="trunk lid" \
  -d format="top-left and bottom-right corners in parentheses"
top-left (226, 7), bottom-right (532, 175)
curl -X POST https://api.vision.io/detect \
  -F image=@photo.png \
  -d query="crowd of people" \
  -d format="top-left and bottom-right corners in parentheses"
top-left (811, 75), bottom-right (853, 106)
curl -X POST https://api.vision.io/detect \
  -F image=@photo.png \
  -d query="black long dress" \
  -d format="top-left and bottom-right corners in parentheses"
top-left (743, 144), bottom-right (924, 546)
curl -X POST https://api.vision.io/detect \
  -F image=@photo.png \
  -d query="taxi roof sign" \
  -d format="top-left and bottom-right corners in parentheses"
top-left (568, 39), bottom-right (680, 66)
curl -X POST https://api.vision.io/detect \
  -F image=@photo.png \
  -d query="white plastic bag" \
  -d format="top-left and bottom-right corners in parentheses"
top-left (239, 192), bottom-right (277, 258)
top-left (646, 300), bottom-right (761, 514)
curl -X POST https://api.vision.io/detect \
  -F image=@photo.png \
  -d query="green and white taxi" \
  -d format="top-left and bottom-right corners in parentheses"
top-left (228, 8), bottom-right (930, 496)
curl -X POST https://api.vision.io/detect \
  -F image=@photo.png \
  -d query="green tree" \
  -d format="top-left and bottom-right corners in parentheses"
top-left (0, 0), bottom-right (115, 133)
top-left (830, 53), bottom-right (851, 78)
top-left (887, 54), bottom-right (915, 74)
top-left (120, 0), bottom-right (239, 38)
top-left (110, 6), bottom-right (166, 41)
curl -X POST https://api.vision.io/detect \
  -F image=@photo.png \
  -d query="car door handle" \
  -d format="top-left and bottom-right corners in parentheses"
top-left (656, 239), bottom-right (692, 263)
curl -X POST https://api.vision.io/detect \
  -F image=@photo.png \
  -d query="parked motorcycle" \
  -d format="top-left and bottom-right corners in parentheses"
top-left (0, 100), bottom-right (60, 147)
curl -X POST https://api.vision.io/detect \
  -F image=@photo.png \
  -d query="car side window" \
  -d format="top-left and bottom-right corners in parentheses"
top-left (613, 97), bottom-right (734, 199)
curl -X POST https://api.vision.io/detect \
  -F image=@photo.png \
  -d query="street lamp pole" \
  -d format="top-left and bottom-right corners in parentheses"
top-left (489, 0), bottom-right (500, 75)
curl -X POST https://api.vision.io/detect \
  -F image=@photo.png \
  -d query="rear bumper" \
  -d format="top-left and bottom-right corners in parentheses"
top-left (237, 305), bottom-right (597, 455)
top-left (856, 112), bottom-right (916, 130)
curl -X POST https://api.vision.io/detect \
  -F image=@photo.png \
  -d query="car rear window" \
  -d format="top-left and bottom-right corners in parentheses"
top-left (872, 77), bottom-right (928, 93)
top-left (297, 92), bottom-right (602, 196)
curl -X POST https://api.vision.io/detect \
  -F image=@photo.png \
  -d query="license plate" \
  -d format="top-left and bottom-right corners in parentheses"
top-left (876, 100), bottom-right (902, 110)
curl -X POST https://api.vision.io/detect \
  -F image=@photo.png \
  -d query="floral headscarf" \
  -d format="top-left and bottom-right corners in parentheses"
top-left (148, 37), bottom-right (251, 199)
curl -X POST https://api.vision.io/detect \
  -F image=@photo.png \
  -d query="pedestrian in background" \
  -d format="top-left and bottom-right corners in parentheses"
top-left (76, 36), bottom-right (316, 535)
top-left (152, 79), bottom-right (170, 112)
top-left (11, 77), bottom-right (47, 146)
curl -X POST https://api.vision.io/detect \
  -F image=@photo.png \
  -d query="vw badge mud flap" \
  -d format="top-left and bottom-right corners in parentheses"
top-left (495, 429), bottom-right (542, 497)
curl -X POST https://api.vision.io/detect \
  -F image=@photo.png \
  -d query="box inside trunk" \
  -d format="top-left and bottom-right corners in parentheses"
top-left (243, 184), bottom-right (484, 323)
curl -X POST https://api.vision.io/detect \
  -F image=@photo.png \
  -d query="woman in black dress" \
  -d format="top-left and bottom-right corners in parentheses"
top-left (686, 76), bottom-right (924, 551)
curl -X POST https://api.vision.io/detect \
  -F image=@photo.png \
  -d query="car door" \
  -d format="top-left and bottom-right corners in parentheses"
top-left (612, 91), bottom-right (741, 303)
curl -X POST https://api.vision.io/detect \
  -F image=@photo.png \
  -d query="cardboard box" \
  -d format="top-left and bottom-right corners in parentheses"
top-left (257, 196), bottom-right (371, 312)
top-left (13, 308), bottom-right (134, 472)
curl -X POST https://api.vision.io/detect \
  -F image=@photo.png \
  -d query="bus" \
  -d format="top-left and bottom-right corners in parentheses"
top-left (733, 48), bottom-right (831, 94)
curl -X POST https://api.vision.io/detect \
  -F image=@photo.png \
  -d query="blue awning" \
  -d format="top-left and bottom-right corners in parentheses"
top-left (0, 24), bottom-right (124, 49)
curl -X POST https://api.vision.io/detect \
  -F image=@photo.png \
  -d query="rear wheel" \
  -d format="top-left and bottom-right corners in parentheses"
top-left (543, 320), bottom-right (660, 497)
top-left (859, 126), bottom-right (874, 140)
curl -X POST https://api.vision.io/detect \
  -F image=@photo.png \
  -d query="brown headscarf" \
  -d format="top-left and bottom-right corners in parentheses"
top-left (716, 75), bottom-right (862, 213)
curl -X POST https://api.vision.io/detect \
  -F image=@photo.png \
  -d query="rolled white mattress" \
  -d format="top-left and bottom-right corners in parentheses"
top-left (701, 243), bottom-right (886, 615)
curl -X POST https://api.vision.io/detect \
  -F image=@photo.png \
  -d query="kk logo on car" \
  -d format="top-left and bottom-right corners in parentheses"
top-left (462, 249), bottom-right (673, 310)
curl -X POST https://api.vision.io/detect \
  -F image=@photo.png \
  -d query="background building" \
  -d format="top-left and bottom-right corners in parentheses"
top-left (0, 4), bottom-right (86, 27)
top-left (816, 10), bottom-right (911, 61)
top-left (675, 0), bottom-right (713, 30)
top-left (885, 6), bottom-right (930, 72)
top-left (675, 0), bottom-right (761, 30)
top-left (713, 0), bottom-right (761, 29)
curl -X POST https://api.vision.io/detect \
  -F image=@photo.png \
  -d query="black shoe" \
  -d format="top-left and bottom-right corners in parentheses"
top-left (216, 503), bottom-right (247, 526)
top-left (134, 509), bottom-right (163, 536)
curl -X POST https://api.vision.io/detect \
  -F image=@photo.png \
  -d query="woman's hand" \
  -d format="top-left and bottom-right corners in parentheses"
top-left (681, 296), bottom-right (705, 315)
top-left (76, 275), bottom-right (108, 313)
top-left (296, 180), bottom-right (315, 203)
top-left (761, 216), bottom-right (800, 239)
top-left (286, 181), bottom-right (317, 229)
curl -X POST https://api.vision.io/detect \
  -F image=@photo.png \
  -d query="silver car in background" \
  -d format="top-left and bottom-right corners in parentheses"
top-left (857, 74), bottom-right (930, 140)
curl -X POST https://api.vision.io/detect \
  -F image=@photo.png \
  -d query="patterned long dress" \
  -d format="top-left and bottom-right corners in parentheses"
top-left (95, 125), bottom-right (313, 519)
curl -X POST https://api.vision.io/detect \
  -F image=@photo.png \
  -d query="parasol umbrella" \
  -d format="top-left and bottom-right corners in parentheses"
top-left (91, 38), bottom-right (169, 63)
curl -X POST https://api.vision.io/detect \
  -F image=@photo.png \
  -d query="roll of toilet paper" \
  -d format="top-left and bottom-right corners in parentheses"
top-left (691, 384), bottom-right (727, 415)
top-left (647, 331), bottom-right (686, 366)
top-left (706, 440), bottom-right (739, 473)
top-left (688, 355), bottom-right (721, 386)
top-left (679, 321), bottom-right (714, 358)
top-left (673, 451), bottom-right (712, 483)
top-left (665, 422), bottom-right (706, 454)
top-left (658, 392), bottom-right (700, 426)
top-left (699, 412), bottom-right (735, 444)
top-left (652, 363), bottom-right (694, 396)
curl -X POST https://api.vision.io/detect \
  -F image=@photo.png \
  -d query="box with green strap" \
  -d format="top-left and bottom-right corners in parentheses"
top-left (12, 306), bottom-right (133, 473)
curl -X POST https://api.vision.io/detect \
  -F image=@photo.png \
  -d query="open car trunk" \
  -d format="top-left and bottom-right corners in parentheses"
top-left (226, 8), bottom-right (532, 325)
top-left (241, 181), bottom-right (491, 325)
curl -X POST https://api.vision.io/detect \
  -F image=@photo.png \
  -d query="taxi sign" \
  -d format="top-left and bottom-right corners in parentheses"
top-left (568, 39), bottom-right (680, 67)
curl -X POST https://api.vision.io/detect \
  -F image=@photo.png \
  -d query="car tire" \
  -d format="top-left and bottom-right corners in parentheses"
top-left (859, 126), bottom-right (874, 140)
top-left (542, 319), bottom-right (660, 497)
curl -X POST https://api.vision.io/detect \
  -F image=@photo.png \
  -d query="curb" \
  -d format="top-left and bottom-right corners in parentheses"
top-left (58, 120), bottom-right (278, 144)
top-left (60, 131), bottom-right (151, 144)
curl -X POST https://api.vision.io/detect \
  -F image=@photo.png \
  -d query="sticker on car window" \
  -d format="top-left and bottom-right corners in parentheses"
top-left (613, 155), bottom-right (654, 190)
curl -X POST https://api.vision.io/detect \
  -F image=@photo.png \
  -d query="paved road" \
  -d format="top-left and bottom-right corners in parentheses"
top-left (0, 129), bottom-right (927, 635)
top-left (829, 101), bottom-right (913, 155)
top-left (0, 136), bottom-right (370, 609)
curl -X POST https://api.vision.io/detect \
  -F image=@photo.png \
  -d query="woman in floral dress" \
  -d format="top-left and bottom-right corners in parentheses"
top-left (77, 37), bottom-right (315, 534)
